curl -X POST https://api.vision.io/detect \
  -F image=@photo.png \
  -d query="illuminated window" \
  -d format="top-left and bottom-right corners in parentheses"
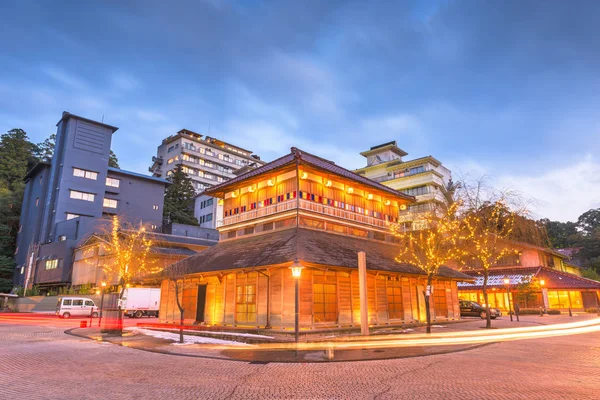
top-left (106, 177), bottom-right (120, 188)
top-left (73, 168), bottom-right (98, 180)
top-left (20, 266), bottom-right (24, 275)
top-left (313, 282), bottom-right (337, 323)
top-left (45, 259), bottom-right (59, 270)
top-left (235, 284), bottom-right (256, 323)
top-left (103, 198), bottom-right (118, 208)
top-left (387, 280), bottom-right (404, 319)
top-left (69, 190), bottom-right (95, 202)
top-left (153, 205), bottom-right (159, 210)
top-left (36, 197), bottom-right (39, 207)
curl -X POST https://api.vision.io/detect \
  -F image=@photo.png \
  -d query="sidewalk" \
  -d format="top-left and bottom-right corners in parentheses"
top-left (66, 313), bottom-right (599, 363)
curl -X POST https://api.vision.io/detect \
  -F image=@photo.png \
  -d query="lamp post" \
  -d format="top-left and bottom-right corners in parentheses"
top-left (98, 281), bottom-right (107, 328)
top-left (539, 279), bottom-right (545, 317)
top-left (290, 259), bottom-right (303, 344)
top-left (503, 276), bottom-right (513, 322)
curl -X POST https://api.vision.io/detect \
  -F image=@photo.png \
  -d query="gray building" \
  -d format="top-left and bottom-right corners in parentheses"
top-left (148, 129), bottom-right (266, 228)
top-left (14, 112), bottom-right (170, 291)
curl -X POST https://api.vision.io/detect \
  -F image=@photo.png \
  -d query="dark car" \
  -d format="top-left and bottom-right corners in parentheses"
top-left (459, 300), bottom-right (498, 319)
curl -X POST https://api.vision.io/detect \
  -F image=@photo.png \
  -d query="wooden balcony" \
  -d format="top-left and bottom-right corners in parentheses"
top-left (298, 199), bottom-right (391, 229)
top-left (216, 198), bottom-right (397, 230)
top-left (216, 199), bottom-right (297, 228)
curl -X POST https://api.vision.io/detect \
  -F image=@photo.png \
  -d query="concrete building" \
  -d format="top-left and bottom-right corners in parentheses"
top-left (148, 129), bottom-right (266, 229)
top-left (354, 141), bottom-right (452, 230)
top-left (158, 147), bottom-right (469, 329)
top-left (13, 112), bottom-right (200, 292)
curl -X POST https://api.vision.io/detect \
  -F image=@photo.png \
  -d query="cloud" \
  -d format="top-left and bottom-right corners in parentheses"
top-left (40, 65), bottom-right (88, 90)
top-left (493, 155), bottom-right (600, 222)
top-left (110, 73), bottom-right (141, 92)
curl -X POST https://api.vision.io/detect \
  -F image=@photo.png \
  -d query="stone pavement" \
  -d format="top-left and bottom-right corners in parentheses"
top-left (1, 313), bottom-right (599, 399)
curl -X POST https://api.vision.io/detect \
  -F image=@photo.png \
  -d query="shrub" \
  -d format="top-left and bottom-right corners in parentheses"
top-left (547, 309), bottom-right (561, 315)
top-left (515, 308), bottom-right (543, 315)
top-left (585, 308), bottom-right (599, 313)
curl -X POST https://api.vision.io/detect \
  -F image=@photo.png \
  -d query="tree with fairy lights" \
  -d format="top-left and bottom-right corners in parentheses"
top-left (99, 216), bottom-right (159, 332)
top-left (390, 202), bottom-right (467, 334)
top-left (459, 177), bottom-right (544, 328)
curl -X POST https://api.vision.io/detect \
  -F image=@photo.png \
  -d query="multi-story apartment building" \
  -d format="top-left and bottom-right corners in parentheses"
top-left (157, 147), bottom-right (469, 328)
top-left (149, 129), bottom-right (266, 228)
top-left (354, 141), bottom-right (452, 230)
top-left (13, 112), bottom-right (214, 292)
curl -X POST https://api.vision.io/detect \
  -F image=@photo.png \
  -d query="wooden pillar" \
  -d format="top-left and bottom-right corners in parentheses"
top-left (358, 251), bottom-right (369, 336)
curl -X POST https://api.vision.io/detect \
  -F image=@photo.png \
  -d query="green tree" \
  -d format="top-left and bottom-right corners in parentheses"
top-left (581, 268), bottom-right (600, 281)
top-left (0, 255), bottom-right (14, 292)
top-left (109, 150), bottom-right (120, 168)
top-left (0, 129), bottom-right (39, 192)
top-left (163, 165), bottom-right (198, 226)
top-left (35, 133), bottom-right (56, 161)
top-left (577, 208), bottom-right (600, 237)
top-left (0, 129), bottom-right (39, 291)
top-left (540, 218), bottom-right (579, 248)
top-left (516, 277), bottom-right (542, 308)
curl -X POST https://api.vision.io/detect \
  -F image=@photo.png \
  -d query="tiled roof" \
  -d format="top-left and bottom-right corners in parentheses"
top-left (457, 266), bottom-right (600, 290)
top-left (164, 227), bottom-right (470, 280)
top-left (204, 147), bottom-right (415, 202)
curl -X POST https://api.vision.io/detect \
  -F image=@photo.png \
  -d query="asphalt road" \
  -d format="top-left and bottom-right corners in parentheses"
top-left (1, 313), bottom-right (599, 399)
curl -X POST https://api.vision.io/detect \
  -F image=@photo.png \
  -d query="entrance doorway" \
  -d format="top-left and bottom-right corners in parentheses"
top-left (196, 285), bottom-right (207, 323)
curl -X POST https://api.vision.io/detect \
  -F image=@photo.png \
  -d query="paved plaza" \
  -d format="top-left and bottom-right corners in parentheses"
top-left (1, 314), bottom-right (599, 399)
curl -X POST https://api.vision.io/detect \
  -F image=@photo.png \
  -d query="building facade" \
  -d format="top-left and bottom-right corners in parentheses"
top-left (158, 147), bottom-right (470, 330)
top-left (71, 227), bottom-right (217, 290)
top-left (148, 129), bottom-right (266, 228)
top-left (354, 141), bottom-right (452, 230)
top-left (14, 112), bottom-right (170, 292)
top-left (457, 243), bottom-right (600, 311)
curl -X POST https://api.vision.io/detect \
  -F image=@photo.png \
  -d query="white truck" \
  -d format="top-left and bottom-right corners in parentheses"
top-left (119, 288), bottom-right (161, 318)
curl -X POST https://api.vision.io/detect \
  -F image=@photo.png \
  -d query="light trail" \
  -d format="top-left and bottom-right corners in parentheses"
top-left (198, 318), bottom-right (600, 351)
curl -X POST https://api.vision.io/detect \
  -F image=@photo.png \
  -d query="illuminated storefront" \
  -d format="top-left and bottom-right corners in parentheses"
top-left (459, 266), bottom-right (600, 311)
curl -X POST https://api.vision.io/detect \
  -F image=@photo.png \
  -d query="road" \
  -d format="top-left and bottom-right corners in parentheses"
top-left (1, 313), bottom-right (599, 399)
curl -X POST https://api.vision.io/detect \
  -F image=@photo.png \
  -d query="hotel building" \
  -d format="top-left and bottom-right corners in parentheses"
top-left (354, 141), bottom-right (452, 230)
top-left (158, 147), bottom-right (469, 330)
top-left (148, 130), bottom-right (265, 228)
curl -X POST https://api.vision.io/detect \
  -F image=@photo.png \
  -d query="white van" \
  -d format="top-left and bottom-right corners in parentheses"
top-left (56, 297), bottom-right (98, 318)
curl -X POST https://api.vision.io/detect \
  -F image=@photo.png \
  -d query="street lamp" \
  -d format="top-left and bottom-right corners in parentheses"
top-left (539, 279), bottom-right (545, 317)
top-left (503, 276), bottom-right (513, 322)
top-left (290, 259), bottom-right (303, 344)
top-left (99, 281), bottom-right (107, 327)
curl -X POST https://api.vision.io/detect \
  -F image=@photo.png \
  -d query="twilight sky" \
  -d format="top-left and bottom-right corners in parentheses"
top-left (1, 0), bottom-right (599, 222)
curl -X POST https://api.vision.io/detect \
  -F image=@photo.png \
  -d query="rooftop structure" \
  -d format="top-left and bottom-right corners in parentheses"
top-left (355, 141), bottom-right (452, 230)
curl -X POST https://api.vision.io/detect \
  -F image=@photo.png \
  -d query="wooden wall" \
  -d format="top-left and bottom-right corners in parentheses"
top-left (159, 267), bottom-right (462, 328)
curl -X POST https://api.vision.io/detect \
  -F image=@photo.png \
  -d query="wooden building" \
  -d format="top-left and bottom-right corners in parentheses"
top-left (159, 148), bottom-right (470, 330)
top-left (457, 243), bottom-right (600, 311)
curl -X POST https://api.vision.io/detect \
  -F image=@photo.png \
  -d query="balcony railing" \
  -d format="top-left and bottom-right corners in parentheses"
top-left (217, 198), bottom-right (397, 230)
top-left (298, 199), bottom-right (391, 229)
top-left (216, 199), bottom-right (297, 227)
top-left (370, 168), bottom-right (430, 183)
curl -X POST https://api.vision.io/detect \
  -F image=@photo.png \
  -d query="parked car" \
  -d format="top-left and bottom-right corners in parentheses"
top-left (459, 300), bottom-right (498, 319)
top-left (56, 297), bottom-right (98, 318)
